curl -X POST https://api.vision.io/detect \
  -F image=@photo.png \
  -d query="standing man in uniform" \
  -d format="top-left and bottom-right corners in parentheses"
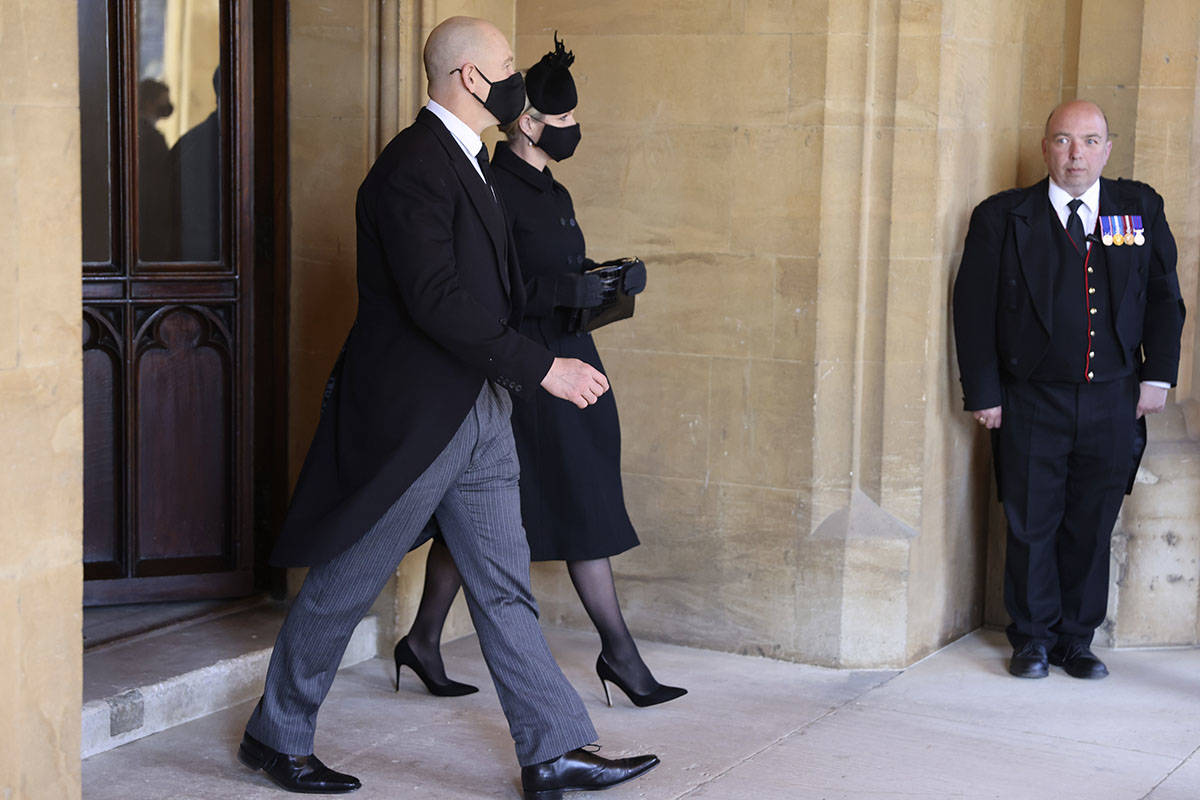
top-left (953, 100), bottom-right (1185, 680)
top-left (235, 16), bottom-right (659, 798)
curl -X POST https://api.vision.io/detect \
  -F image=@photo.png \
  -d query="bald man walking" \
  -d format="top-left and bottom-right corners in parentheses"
top-left (236, 17), bottom-right (657, 797)
top-left (953, 100), bottom-right (1185, 681)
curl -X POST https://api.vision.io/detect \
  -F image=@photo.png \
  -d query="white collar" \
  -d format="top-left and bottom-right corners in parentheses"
top-left (1047, 177), bottom-right (1100, 215)
top-left (426, 99), bottom-right (483, 160)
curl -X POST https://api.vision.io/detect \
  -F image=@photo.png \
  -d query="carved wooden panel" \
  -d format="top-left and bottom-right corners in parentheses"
top-left (132, 305), bottom-right (234, 576)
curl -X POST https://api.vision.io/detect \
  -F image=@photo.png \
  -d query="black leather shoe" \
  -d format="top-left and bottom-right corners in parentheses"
top-left (1008, 641), bottom-right (1049, 679)
top-left (238, 732), bottom-right (361, 794)
top-left (1050, 641), bottom-right (1109, 679)
top-left (521, 747), bottom-right (659, 799)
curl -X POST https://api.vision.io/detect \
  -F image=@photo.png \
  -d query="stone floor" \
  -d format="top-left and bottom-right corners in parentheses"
top-left (82, 628), bottom-right (1200, 799)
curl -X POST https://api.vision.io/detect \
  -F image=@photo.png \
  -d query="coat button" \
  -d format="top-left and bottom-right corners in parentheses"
top-left (1090, 308), bottom-right (1098, 315)
top-left (1087, 371), bottom-right (1094, 380)
top-left (560, 218), bottom-right (566, 226)
top-left (1088, 287), bottom-right (1096, 294)
top-left (1089, 351), bottom-right (1095, 358)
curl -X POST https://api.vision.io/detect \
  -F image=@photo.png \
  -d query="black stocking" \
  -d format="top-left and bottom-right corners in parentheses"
top-left (567, 557), bottom-right (658, 694)
top-left (404, 537), bottom-right (463, 684)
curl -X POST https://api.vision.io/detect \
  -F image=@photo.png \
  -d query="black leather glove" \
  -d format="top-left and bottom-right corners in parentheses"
top-left (554, 272), bottom-right (605, 308)
top-left (622, 260), bottom-right (647, 295)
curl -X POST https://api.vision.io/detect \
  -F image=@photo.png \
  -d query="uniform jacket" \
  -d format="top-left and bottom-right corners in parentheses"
top-left (953, 177), bottom-right (1185, 413)
top-left (270, 108), bottom-right (554, 567)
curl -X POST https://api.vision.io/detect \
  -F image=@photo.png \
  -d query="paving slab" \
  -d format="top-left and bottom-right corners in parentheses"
top-left (81, 628), bottom-right (1200, 800)
top-left (1144, 748), bottom-right (1200, 800)
top-left (83, 628), bottom-right (894, 799)
top-left (858, 629), bottom-right (1200, 759)
top-left (681, 702), bottom-right (1180, 800)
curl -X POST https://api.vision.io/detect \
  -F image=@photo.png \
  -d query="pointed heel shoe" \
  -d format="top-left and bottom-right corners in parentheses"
top-left (596, 654), bottom-right (687, 708)
top-left (393, 637), bottom-right (479, 697)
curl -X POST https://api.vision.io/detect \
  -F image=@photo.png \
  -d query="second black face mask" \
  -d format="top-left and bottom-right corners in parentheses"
top-left (471, 68), bottom-right (526, 126)
top-left (531, 122), bottom-right (581, 162)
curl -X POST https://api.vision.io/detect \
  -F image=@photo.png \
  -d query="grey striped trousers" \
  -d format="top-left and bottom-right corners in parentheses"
top-left (245, 381), bottom-right (597, 765)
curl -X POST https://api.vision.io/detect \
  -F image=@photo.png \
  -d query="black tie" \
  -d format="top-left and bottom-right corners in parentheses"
top-left (475, 145), bottom-right (499, 203)
top-left (1066, 198), bottom-right (1085, 253)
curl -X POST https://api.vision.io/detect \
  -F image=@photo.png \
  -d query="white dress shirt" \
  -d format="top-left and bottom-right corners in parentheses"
top-left (1048, 178), bottom-right (1100, 248)
top-left (426, 99), bottom-right (487, 183)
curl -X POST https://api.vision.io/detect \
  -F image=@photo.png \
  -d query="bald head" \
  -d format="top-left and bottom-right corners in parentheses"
top-left (1044, 99), bottom-right (1109, 140)
top-left (424, 17), bottom-right (506, 94)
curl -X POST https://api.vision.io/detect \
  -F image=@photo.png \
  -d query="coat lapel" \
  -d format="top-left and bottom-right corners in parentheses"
top-left (1010, 179), bottom-right (1055, 335)
top-left (416, 109), bottom-right (511, 295)
top-left (1098, 177), bottom-right (1134, 319)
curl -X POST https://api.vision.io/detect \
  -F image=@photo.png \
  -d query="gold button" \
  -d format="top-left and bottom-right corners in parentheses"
top-left (1087, 267), bottom-right (1094, 273)
top-left (1089, 330), bottom-right (1095, 336)
top-left (1090, 308), bottom-right (1098, 314)
top-left (1088, 287), bottom-right (1096, 294)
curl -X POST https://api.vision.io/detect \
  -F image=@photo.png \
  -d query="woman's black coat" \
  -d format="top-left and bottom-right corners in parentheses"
top-left (491, 142), bottom-right (639, 561)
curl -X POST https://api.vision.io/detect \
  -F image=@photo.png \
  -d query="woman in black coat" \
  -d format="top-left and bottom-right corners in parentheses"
top-left (392, 37), bottom-right (685, 708)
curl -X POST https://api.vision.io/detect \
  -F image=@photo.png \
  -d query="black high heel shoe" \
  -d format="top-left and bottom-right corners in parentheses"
top-left (596, 654), bottom-right (687, 708)
top-left (393, 636), bottom-right (479, 697)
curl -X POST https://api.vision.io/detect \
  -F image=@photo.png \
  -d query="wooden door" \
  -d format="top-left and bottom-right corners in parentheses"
top-left (79, 0), bottom-right (285, 605)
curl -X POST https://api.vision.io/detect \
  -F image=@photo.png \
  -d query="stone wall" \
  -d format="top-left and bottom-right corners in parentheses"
top-left (515, 0), bottom-right (1018, 667)
top-left (0, 1), bottom-right (84, 798)
top-left (283, 1), bottom-right (1200, 669)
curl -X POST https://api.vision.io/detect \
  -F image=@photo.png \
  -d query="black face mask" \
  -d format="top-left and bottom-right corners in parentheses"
top-left (466, 67), bottom-right (526, 126)
top-left (528, 122), bottom-right (581, 162)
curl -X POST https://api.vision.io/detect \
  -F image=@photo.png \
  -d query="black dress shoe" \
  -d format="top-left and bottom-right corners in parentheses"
top-left (1050, 641), bottom-right (1109, 679)
top-left (1008, 641), bottom-right (1049, 679)
top-left (238, 732), bottom-right (361, 794)
top-left (521, 747), bottom-right (659, 800)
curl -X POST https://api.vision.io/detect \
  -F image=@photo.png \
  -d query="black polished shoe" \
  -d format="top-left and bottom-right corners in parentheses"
top-left (521, 747), bottom-right (659, 800)
top-left (238, 732), bottom-right (361, 794)
top-left (596, 654), bottom-right (687, 708)
top-left (1050, 641), bottom-right (1109, 679)
top-left (1008, 641), bottom-right (1049, 679)
top-left (393, 636), bottom-right (478, 697)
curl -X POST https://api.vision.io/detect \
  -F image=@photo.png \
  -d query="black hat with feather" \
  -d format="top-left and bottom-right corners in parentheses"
top-left (524, 33), bottom-right (576, 114)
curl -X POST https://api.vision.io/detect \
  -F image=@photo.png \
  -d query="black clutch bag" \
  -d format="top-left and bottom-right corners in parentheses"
top-left (567, 257), bottom-right (642, 333)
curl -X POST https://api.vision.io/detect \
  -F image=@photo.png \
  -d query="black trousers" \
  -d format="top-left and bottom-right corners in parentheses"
top-left (996, 375), bottom-right (1138, 649)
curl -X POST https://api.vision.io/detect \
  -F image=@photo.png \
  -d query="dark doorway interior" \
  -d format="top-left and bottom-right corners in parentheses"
top-left (79, 0), bottom-right (287, 607)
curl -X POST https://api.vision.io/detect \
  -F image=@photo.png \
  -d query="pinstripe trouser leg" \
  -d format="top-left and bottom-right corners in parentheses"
top-left (245, 382), bottom-right (597, 766)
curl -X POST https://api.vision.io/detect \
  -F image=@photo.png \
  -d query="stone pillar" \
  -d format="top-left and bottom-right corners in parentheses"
top-left (981, 1), bottom-right (1200, 648)
top-left (1099, 2), bottom-right (1200, 647)
top-left (0, 1), bottom-right (84, 797)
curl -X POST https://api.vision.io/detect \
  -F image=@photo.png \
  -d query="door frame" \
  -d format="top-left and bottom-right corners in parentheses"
top-left (81, 0), bottom-right (288, 605)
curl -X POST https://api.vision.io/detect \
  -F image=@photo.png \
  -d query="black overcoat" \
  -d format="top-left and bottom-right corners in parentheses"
top-left (953, 176), bottom-right (1185, 413)
top-left (271, 109), bottom-right (553, 567)
top-left (490, 142), bottom-right (639, 561)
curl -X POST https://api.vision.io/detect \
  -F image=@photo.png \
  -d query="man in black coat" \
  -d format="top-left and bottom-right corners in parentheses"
top-left (953, 100), bottom-right (1185, 680)
top-left (236, 17), bottom-right (658, 797)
